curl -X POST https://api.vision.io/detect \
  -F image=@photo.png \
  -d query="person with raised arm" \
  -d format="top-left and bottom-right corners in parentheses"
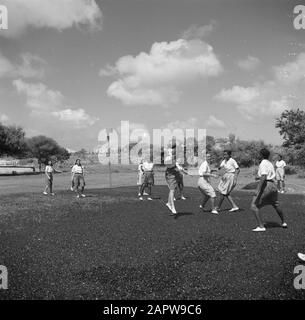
top-left (251, 148), bottom-right (287, 232)
top-left (164, 144), bottom-right (183, 215)
top-left (175, 158), bottom-right (188, 201)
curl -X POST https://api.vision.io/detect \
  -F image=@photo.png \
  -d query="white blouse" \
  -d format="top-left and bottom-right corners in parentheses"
top-left (258, 159), bottom-right (276, 180)
top-left (275, 160), bottom-right (286, 169)
top-left (71, 165), bottom-right (84, 174)
top-left (220, 158), bottom-right (239, 173)
top-left (45, 165), bottom-right (54, 173)
top-left (199, 160), bottom-right (211, 182)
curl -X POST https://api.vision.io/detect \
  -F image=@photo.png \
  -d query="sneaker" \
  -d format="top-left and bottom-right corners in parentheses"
top-left (143, 192), bottom-right (149, 196)
top-left (76, 195), bottom-right (80, 198)
top-left (81, 194), bottom-right (86, 198)
top-left (181, 196), bottom-right (187, 200)
top-left (51, 193), bottom-right (55, 196)
top-left (43, 191), bottom-right (48, 195)
top-left (298, 253), bottom-right (305, 262)
top-left (252, 226), bottom-right (266, 232)
top-left (211, 209), bottom-right (219, 215)
top-left (229, 207), bottom-right (239, 212)
top-left (138, 193), bottom-right (141, 196)
top-left (70, 187), bottom-right (74, 191)
top-left (139, 197), bottom-right (144, 201)
top-left (282, 222), bottom-right (288, 228)
top-left (147, 197), bottom-right (153, 201)
top-left (166, 203), bottom-right (172, 211)
top-left (170, 207), bottom-right (177, 215)
top-left (199, 205), bottom-right (209, 212)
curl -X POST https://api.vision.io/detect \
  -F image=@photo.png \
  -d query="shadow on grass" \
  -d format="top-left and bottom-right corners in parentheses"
top-left (264, 221), bottom-right (283, 229)
top-left (172, 212), bottom-right (194, 219)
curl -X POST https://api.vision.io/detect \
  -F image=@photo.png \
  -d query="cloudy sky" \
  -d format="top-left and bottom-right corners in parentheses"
top-left (0, 0), bottom-right (304, 150)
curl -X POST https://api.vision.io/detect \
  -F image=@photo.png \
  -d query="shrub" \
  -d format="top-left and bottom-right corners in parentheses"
top-left (285, 165), bottom-right (298, 175)
top-left (297, 171), bottom-right (305, 179)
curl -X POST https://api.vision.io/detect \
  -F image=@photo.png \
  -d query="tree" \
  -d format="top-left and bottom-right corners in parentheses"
top-left (228, 133), bottom-right (236, 146)
top-left (26, 135), bottom-right (70, 171)
top-left (0, 123), bottom-right (27, 157)
top-left (295, 145), bottom-right (305, 167)
top-left (231, 139), bottom-right (269, 168)
top-left (275, 109), bottom-right (305, 149)
top-left (206, 135), bottom-right (216, 152)
top-left (74, 148), bottom-right (87, 160)
top-left (275, 109), bottom-right (305, 167)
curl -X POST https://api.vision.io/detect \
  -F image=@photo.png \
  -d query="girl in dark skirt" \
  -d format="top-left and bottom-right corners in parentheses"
top-left (251, 148), bottom-right (287, 232)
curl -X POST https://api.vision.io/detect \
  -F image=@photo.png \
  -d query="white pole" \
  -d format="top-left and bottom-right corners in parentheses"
top-left (107, 131), bottom-right (112, 188)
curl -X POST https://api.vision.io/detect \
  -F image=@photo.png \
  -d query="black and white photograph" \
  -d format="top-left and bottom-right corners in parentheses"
top-left (0, 0), bottom-right (305, 315)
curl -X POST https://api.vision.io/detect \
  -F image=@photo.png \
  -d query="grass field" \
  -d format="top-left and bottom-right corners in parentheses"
top-left (1, 165), bottom-right (305, 195)
top-left (0, 172), bottom-right (305, 299)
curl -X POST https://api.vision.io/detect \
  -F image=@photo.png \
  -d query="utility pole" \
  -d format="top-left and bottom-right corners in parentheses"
top-left (107, 130), bottom-right (112, 188)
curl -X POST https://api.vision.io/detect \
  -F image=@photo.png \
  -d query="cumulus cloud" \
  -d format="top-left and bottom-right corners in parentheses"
top-left (205, 115), bottom-right (226, 128)
top-left (182, 21), bottom-right (217, 40)
top-left (15, 53), bottom-right (46, 78)
top-left (158, 118), bottom-right (199, 145)
top-left (274, 52), bottom-right (305, 84)
top-left (102, 39), bottom-right (223, 107)
top-left (13, 79), bottom-right (98, 128)
top-left (52, 109), bottom-right (97, 127)
top-left (0, 52), bottom-right (14, 77)
top-left (0, 114), bottom-right (9, 124)
top-left (99, 64), bottom-right (117, 77)
top-left (0, 0), bottom-right (102, 38)
top-left (237, 55), bottom-right (261, 71)
top-left (215, 53), bottom-right (305, 120)
top-left (164, 118), bottom-right (198, 131)
top-left (216, 86), bottom-right (260, 104)
top-left (116, 121), bottom-right (149, 137)
top-left (0, 51), bottom-right (46, 79)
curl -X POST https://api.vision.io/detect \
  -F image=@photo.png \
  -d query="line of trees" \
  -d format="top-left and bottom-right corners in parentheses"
top-left (0, 122), bottom-right (70, 170)
top-left (276, 109), bottom-right (305, 167)
top-left (2, 108), bottom-right (304, 169)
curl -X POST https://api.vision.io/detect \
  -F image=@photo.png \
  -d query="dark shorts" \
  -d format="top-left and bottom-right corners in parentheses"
top-left (143, 171), bottom-right (154, 186)
top-left (177, 172), bottom-right (184, 186)
top-left (253, 181), bottom-right (279, 208)
top-left (73, 174), bottom-right (85, 189)
top-left (46, 174), bottom-right (53, 187)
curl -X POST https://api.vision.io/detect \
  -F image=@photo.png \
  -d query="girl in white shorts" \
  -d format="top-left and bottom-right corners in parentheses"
top-left (198, 153), bottom-right (219, 214)
top-left (275, 154), bottom-right (286, 193)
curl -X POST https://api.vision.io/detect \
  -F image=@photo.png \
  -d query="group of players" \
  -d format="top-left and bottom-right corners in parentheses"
top-left (43, 158), bottom-right (86, 198)
top-left (43, 145), bottom-right (289, 233)
top-left (137, 146), bottom-right (288, 232)
top-left (43, 147), bottom-right (305, 260)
